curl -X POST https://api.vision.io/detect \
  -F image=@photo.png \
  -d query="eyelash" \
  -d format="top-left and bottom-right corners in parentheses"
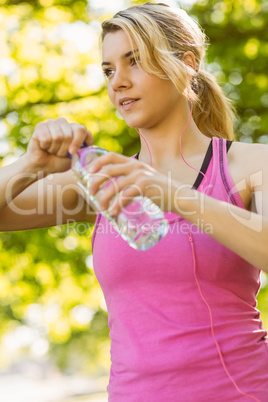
top-left (103, 57), bottom-right (140, 78)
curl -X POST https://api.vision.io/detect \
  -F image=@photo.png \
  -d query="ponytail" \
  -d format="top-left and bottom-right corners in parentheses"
top-left (192, 70), bottom-right (237, 141)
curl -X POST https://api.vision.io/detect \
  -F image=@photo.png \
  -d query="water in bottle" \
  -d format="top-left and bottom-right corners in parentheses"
top-left (71, 145), bottom-right (169, 250)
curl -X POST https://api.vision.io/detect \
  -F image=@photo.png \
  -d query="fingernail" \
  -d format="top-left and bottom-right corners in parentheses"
top-left (69, 147), bottom-right (76, 155)
top-left (110, 207), bottom-right (119, 217)
top-left (99, 203), bottom-right (106, 212)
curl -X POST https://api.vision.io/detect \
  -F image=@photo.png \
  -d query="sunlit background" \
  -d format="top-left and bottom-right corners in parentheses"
top-left (0, 0), bottom-right (267, 401)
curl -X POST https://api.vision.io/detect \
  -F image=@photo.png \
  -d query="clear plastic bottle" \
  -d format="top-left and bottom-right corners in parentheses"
top-left (71, 145), bottom-right (169, 250)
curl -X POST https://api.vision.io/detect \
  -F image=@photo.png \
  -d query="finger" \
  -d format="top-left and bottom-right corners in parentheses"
top-left (55, 118), bottom-right (73, 157)
top-left (46, 119), bottom-right (65, 154)
top-left (35, 123), bottom-right (52, 151)
top-left (93, 176), bottom-right (123, 211)
top-left (89, 152), bottom-right (130, 173)
top-left (97, 173), bottom-right (142, 211)
top-left (84, 129), bottom-right (94, 146)
top-left (108, 172), bottom-right (153, 215)
top-left (110, 185), bottom-right (142, 216)
top-left (69, 124), bottom-right (93, 155)
top-left (97, 179), bottom-right (126, 212)
top-left (89, 163), bottom-right (134, 195)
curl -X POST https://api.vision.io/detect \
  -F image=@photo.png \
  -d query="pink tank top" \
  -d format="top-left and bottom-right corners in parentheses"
top-left (92, 137), bottom-right (268, 401)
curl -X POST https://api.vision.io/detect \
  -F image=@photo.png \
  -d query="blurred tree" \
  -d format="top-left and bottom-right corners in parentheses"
top-left (0, 0), bottom-right (267, 376)
top-left (190, 0), bottom-right (268, 143)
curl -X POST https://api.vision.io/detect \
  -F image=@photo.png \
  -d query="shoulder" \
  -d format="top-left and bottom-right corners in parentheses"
top-left (230, 140), bottom-right (268, 158)
top-left (228, 140), bottom-right (268, 191)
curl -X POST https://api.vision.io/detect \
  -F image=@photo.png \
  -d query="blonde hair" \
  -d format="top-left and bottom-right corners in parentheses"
top-left (101, 2), bottom-right (236, 141)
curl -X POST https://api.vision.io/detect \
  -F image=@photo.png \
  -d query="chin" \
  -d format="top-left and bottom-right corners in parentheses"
top-left (124, 121), bottom-right (137, 128)
top-left (124, 116), bottom-right (148, 129)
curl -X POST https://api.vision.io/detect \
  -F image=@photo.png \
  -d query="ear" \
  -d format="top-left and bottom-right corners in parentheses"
top-left (181, 51), bottom-right (197, 73)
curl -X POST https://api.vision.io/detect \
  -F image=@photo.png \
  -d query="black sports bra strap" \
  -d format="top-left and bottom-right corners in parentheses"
top-left (134, 138), bottom-right (233, 190)
top-left (135, 139), bottom-right (232, 161)
top-left (226, 140), bottom-right (233, 152)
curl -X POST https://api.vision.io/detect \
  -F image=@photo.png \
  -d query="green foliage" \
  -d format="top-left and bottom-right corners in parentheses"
top-left (0, 0), bottom-right (267, 374)
top-left (190, 0), bottom-right (268, 143)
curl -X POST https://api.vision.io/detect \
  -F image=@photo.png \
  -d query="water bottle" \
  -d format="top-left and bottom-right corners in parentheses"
top-left (71, 145), bottom-right (169, 250)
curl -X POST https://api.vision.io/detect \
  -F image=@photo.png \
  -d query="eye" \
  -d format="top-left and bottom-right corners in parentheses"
top-left (103, 68), bottom-right (114, 78)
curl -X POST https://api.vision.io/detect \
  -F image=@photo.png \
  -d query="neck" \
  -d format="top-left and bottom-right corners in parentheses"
top-left (137, 100), bottom-right (207, 170)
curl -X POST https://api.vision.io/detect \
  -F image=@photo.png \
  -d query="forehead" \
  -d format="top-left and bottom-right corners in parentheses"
top-left (102, 30), bottom-right (134, 62)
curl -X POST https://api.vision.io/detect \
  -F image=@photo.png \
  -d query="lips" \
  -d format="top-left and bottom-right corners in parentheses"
top-left (119, 97), bottom-right (138, 105)
top-left (119, 97), bottom-right (140, 111)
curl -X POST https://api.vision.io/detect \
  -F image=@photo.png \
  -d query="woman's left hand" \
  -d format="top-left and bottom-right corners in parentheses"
top-left (88, 151), bottom-right (178, 216)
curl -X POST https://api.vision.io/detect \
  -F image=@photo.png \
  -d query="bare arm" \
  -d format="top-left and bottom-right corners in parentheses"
top-left (0, 118), bottom-right (96, 231)
top-left (0, 154), bottom-right (39, 212)
top-left (0, 169), bottom-right (96, 231)
top-left (175, 143), bottom-right (268, 272)
top-left (86, 143), bottom-right (268, 272)
top-left (176, 187), bottom-right (268, 271)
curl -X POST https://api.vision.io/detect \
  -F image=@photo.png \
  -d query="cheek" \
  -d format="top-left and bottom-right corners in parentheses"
top-left (107, 85), bottom-right (115, 105)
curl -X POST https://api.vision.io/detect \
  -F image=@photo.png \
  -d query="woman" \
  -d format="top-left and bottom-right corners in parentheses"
top-left (0, 3), bottom-right (267, 401)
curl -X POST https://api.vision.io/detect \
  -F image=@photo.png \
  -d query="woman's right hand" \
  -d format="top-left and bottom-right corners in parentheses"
top-left (25, 117), bottom-right (94, 175)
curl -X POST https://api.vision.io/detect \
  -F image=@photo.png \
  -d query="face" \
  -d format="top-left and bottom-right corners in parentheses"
top-left (102, 30), bottom-right (183, 130)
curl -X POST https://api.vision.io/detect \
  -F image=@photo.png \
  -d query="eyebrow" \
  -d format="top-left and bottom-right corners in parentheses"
top-left (102, 49), bottom-right (139, 66)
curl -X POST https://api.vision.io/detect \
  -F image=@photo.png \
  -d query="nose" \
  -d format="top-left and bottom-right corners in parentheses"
top-left (111, 69), bottom-right (132, 92)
